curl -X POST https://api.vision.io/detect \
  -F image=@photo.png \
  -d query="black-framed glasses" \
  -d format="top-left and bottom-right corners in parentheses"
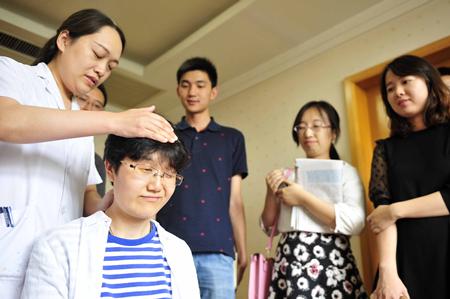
top-left (121, 161), bottom-right (184, 186)
top-left (293, 122), bottom-right (331, 133)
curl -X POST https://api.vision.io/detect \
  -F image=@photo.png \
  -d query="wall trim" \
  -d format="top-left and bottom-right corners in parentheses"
top-left (218, 0), bottom-right (430, 102)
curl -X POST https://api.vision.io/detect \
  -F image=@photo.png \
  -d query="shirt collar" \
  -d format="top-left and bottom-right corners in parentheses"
top-left (33, 62), bottom-right (51, 80)
top-left (177, 116), bottom-right (221, 132)
top-left (33, 62), bottom-right (66, 110)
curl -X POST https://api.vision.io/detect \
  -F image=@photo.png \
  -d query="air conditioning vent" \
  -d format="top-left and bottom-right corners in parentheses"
top-left (0, 32), bottom-right (41, 58)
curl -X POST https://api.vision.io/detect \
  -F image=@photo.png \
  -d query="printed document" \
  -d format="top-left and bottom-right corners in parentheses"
top-left (291, 158), bottom-right (344, 233)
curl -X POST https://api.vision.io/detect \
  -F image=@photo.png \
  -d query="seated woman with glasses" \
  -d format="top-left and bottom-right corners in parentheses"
top-left (21, 134), bottom-right (200, 299)
top-left (260, 100), bottom-right (368, 298)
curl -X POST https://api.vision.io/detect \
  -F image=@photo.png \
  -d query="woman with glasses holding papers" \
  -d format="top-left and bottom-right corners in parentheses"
top-left (261, 101), bottom-right (367, 298)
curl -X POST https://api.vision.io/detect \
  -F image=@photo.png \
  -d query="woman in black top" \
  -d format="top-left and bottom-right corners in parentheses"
top-left (368, 55), bottom-right (450, 299)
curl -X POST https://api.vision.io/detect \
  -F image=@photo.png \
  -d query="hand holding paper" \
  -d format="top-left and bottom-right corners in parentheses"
top-left (276, 182), bottom-right (306, 207)
top-left (265, 169), bottom-right (286, 194)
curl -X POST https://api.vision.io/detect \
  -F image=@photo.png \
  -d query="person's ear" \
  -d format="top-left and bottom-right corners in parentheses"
top-left (331, 131), bottom-right (337, 144)
top-left (210, 86), bottom-right (218, 101)
top-left (105, 160), bottom-right (116, 184)
top-left (56, 30), bottom-right (71, 52)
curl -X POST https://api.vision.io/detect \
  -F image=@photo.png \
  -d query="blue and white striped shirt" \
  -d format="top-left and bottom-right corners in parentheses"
top-left (101, 224), bottom-right (172, 298)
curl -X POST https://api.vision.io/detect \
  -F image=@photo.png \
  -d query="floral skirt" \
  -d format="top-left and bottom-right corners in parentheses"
top-left (268, 231), bottom-right (368, 299)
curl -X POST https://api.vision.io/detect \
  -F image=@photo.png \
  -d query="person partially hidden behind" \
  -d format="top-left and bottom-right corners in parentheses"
top-left (77, 84), bottom-right (108, 197)
top-left (21, 134), bottom-right (200, 299)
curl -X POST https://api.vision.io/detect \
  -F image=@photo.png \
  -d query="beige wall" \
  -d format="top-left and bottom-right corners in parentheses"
top-left (160, 1), bottom-right (450, 298)
top-left (94, 1), bottom-right (450, 297)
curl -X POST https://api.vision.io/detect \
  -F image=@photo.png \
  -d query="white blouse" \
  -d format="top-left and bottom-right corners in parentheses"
top-left (262, 162), bottom-right (366, 236)
top-left (0, 57), bottom-right (101, 298)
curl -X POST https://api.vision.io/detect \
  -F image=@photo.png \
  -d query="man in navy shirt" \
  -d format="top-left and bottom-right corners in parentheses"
top-left (157, 57), bottom-right (248, 299)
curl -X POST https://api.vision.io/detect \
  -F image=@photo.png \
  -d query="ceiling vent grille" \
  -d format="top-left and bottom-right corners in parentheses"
top-left (0, 32), bottom-right (41, 58)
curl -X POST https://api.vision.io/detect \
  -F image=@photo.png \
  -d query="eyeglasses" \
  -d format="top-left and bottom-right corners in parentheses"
top-left (294, 122), bottom-right (331, 133)
top-left (76, 97), bottom-right (104, 111)
top-left (120, 161), bottom-right (184, 186)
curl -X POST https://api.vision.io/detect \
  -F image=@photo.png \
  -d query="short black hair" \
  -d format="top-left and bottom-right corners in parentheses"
top-left (176, 57), bottom-right (218, 87)
top-left (437, 66), bottom-right (450, 76)
top-left (97, 83), bottom-right (108, 107)
top-left (104, 135), bottom-right (189, 173)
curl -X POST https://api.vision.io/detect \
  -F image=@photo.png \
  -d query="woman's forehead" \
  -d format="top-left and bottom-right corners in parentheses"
top-left (139, 153), bottom-right (172, 169)
top-left (301, 107), bottom-right (329, 122)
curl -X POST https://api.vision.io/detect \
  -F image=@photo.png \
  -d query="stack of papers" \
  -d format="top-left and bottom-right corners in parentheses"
top-left (290, 158), bottom-right (344, 233)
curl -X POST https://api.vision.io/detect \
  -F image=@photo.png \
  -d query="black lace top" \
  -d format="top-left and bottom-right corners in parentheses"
top-left (368, 123), bottom-right (450, 298)
top-left (368, 142), bottom-right (390, 206)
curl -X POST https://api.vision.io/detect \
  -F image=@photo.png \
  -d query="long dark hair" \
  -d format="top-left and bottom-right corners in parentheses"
top-left (380, 55), bottom-right (450, 137)
top-left (33, 9), bottom-right (126, 65)
top-left (292, 100), bottom-right (341, 160)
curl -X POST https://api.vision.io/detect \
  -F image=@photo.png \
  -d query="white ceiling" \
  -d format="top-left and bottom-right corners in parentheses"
top-left (0, 0), bottom-right (428, 111)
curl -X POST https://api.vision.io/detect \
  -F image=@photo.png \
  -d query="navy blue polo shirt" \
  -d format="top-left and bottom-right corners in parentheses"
top-left (157, 117), bottom-right (248, 258)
